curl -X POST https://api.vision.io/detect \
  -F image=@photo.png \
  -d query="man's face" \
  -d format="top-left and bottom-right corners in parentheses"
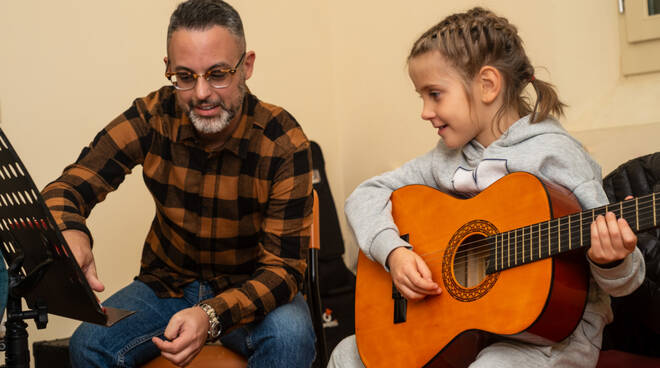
top-left (166, 25), bottom-right (254, 136)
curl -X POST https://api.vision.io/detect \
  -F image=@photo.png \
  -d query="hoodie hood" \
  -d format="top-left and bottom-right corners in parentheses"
top-left (497, 114), bottom-right (578, 147)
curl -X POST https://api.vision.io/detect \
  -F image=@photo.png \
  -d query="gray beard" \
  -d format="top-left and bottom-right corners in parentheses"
top-left (188, 108), bottom-right (233, 134)
top-left (188, 81), bottom-right (246, 135)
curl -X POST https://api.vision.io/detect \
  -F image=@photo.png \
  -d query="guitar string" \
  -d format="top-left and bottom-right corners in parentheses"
top-left (414, 196), bottom-right (656, 268)
top-left (420, 196), bottom-right (656, 260)
top-left (447, 195), bottom-right (657, 259)
top-left (428, 209), bottom-right (655, 269)
top-left (424, 201), bottom-right (656, 269)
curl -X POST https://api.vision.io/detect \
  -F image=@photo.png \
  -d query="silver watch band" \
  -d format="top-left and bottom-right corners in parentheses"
top-left (198, 303), bottom-right (222, 340)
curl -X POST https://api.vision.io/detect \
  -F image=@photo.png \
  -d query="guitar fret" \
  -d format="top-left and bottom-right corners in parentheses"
top-left (500, 233), bottom-right (503, 270)
top-left (522, 227), bottom-right (525, 263)
top-left (501, 233), bottom-right (504, 270)
top-left (532, 224), bottom-right (535, 261)
top-left (529, 225), bottom-right (534, 261)
top-left (547, 220), bottom-right (550, 257)
top-left (494, 234), bottom-right (498, 271)
top-left (499, 233), bottom-right (503, 270)
top-left (507, 231), bottom-right (511, 268)
top-left (504, 232), bottom-right (507, 269)
top-left (514, 229), bottom-right (518, 266)
top-left (568, 214), bottom-right (572, 250)
top-left (579, 212), bottom-right (583, 248)
top-left (495, 235), bottom-right (502, 268)
top-left (635, 198), bottom-right (639, 231)
top-left (557, 218), bottom-right (561, 254)
top-left (538, 223), bottom-right (541, 259)
top-left (655, 193), bottom-right (657, 226)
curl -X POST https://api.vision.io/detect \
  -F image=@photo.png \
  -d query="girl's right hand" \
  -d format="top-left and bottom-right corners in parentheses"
top-left (386, 247), bottom-right (442, 300)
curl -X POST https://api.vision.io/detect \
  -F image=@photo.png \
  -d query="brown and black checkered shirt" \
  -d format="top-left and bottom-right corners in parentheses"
top-left (42, 86), bottom-right (313, 329)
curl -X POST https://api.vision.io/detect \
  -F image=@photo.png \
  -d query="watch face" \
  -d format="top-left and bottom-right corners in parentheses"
top-left (210, 320), bottom-right (220, 336)
top-left (211, 327), bottom-right (221, 338)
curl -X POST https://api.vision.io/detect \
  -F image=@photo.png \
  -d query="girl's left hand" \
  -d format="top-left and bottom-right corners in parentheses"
top-left (587, 201), bottom-right (638, 266)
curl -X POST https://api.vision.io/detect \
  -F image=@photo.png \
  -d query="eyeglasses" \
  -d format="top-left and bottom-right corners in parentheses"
top-left (165, 52), bottom-right (246, 91)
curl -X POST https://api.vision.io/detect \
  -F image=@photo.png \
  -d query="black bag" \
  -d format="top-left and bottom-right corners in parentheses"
top-left (310, 141), bottom-right (356, 356)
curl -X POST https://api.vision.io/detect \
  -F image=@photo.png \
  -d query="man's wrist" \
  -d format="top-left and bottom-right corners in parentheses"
top-left (197, 303), bottom-right (222, 341)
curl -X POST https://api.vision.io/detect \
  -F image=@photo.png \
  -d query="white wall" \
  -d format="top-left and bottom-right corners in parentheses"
top-left (0, 1), bottom-right (659, 365)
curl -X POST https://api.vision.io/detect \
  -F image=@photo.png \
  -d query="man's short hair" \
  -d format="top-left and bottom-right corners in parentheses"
top-left (167, 0), bottom-right (245, 51)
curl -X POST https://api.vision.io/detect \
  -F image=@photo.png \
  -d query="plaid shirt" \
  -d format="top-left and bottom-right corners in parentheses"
top-left (42, 86), bottom-right (313, 330)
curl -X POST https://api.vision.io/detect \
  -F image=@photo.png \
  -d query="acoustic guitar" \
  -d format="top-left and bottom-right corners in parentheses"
top-left (355, 172), bottom-right (657, 367)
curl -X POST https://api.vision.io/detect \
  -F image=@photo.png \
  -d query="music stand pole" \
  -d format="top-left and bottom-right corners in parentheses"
top-left (3, 253), bottom-right (48, 368)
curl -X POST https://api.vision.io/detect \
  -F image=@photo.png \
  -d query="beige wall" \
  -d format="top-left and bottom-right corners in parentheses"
top-left (0, 0), bottom-right (659, 362)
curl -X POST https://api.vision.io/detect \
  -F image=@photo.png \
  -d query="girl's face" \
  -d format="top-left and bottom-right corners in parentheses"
top-left (408, 51), bottom-right (495, 149)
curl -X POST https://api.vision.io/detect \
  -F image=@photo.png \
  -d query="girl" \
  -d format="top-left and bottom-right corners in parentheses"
top-left (329, 7), bottom-right (645, 368)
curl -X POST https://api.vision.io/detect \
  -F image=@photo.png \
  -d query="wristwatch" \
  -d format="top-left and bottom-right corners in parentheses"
top-left (198, 303), bottom-right (222, 341)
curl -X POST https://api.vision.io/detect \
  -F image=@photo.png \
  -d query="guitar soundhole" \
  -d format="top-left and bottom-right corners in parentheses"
top-left (453, 234), bottom-right (488, 288)
top-left (443, 219), bottom-right (499, 302)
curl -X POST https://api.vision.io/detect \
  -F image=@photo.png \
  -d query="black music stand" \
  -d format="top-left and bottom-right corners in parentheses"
top-left (0, 127), bottom-right (133, 368)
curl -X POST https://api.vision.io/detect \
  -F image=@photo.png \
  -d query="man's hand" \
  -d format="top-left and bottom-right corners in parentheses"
top-left (152, 306), bottom-right (210, 367)
top-left (62, 229), bottom-right (104, 292)
top-left (387, 247), bottom-right (442, 300)
top-left (588, 209), bottom-right (638, 266)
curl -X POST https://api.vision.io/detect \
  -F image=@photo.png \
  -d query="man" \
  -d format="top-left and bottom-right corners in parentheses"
top-left (42, 0), bottom-right (315, 366)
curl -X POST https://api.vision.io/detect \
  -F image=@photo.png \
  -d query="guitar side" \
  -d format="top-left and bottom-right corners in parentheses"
top-left (355, 172), bottom-right (588, 367)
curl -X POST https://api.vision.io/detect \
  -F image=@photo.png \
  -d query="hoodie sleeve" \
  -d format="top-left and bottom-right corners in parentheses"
top-left (345, 148), bottom-right (441, 268)
top-left (588, 248), bottom-right (645, 297)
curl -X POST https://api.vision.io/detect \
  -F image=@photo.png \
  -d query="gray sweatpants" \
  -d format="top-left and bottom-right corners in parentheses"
top-left (327, 312), bottom-right (604, 368)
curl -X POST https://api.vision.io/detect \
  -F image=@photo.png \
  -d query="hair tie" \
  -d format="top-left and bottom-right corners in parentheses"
top-left (530, 75), bottom-right (536, 83)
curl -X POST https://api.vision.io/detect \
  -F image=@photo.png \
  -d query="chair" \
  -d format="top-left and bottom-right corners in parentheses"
top-left (143, 190), bottom-right (328, 368)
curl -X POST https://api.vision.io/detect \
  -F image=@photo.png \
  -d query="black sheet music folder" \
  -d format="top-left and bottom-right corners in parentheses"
top-left (0, 127), bottom-right (133, 326)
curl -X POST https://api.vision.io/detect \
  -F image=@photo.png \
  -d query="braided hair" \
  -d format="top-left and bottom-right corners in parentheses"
top-left (409, 7), bottom-right (565, 127)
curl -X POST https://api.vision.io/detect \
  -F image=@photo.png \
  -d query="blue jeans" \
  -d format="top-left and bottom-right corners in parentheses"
top-left (69, 280), bottom-right (315, 368)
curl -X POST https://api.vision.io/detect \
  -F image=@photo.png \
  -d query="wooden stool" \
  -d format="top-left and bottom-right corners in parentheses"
top-left (143, 345), bottom-right (247, 368)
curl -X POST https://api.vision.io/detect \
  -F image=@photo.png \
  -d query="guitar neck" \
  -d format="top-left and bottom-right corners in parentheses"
top-left (488, 192), bottom-right (659, 273)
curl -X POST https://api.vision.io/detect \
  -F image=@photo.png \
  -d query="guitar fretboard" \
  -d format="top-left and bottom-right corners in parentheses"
top-left (487, 192), bottom-right (658, 273)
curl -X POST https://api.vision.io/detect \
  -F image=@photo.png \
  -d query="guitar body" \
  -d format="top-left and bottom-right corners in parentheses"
top-left (355, 172), bottom-right (589, 367)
